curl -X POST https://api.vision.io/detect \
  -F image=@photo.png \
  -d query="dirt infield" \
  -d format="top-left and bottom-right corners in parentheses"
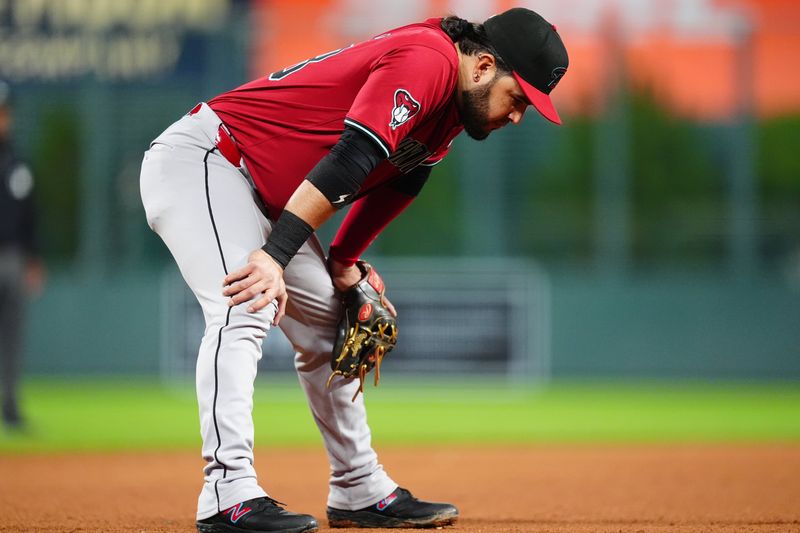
top-left (1, 444), bottom-right (799, 532)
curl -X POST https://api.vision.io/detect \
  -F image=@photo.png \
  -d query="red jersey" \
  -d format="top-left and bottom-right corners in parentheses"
top-left (209, 18), bottom-right (463, 217)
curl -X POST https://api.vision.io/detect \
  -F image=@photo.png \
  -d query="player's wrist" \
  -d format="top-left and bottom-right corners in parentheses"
top-left (327, 246), bottom-right (358, 268)
top-left (262, 210), bottom-right (314, 270)
top-left (329, 259), bottom-right (363, 291)
top-left (252, 248), bottom-right (284, 273)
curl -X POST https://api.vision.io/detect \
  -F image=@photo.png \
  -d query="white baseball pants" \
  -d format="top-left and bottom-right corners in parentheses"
top-left (139, 103), bottom-right (396, 520)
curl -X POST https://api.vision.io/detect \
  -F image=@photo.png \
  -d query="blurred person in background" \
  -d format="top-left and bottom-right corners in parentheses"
top-left (0, 81), bottom-right (45, 431)
top-left (141, 8), bottom-right (567, 533)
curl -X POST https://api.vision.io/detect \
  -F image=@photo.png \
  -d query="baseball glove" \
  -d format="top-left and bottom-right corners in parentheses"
top-left (327, 261), bottom-right (398, 401)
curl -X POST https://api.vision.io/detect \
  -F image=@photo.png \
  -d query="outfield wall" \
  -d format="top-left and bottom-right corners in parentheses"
top-left (23, 269), bottom-right (800, 379)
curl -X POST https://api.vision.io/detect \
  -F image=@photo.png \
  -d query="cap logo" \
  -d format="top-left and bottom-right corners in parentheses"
top-left (547, 67), bottom-right (567, 90)
top-left (389, 89), bottom-right (421, 130)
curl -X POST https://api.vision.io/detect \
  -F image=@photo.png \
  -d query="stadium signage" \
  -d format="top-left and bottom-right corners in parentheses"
top-left (0, 0), bottom-right (231, 81)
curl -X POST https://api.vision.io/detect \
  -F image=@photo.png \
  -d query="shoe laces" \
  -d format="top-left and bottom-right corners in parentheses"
top-left (260, 496), bottom-right (288, 508)
top-left (396, 487), bottom-right (414, 500)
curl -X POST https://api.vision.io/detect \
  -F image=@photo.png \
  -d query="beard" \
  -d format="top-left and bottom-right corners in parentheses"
top-left (457, 80), bottom-right (495, 141)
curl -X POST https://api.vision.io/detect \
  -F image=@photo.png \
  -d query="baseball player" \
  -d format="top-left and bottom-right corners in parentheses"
top-left (140, 8), bottom-right (568, 532)
top-left (0, 81), bottom-right (45, 431)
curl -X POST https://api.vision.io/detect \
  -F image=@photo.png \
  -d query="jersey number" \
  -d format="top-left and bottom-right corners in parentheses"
top-left (268, 45), bottom-right (352, 81)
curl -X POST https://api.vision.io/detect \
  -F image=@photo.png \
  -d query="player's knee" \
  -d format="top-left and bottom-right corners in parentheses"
top-left (202, 301), bottom-right (276, 344)
top-left (293, 331), bottom-right (337, 372)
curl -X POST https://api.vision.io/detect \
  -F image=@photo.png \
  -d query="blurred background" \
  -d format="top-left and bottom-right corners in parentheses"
top-left (1, 0), bottom-right (799, 448)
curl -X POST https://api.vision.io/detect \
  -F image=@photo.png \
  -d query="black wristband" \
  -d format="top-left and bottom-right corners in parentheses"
top-left (261, 210), bottom-right (314, 270)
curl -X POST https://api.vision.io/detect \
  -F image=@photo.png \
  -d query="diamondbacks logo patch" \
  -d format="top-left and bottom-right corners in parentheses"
top-left (376, 492), bottom-right (398, 511)
top-left (389, 89), bottom-right (421, 130)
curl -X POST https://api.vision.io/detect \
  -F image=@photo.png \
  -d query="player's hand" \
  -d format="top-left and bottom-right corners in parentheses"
top-left (222, 249), bottom-right (287, 325)
top-left (329, 258), bottom-right (397, 317)
top-left (329, 258), bottom-right (362, 291)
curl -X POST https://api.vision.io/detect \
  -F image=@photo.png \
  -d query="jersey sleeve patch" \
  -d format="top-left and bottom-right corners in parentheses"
top-left (389, 89), bottom-right (421, 130)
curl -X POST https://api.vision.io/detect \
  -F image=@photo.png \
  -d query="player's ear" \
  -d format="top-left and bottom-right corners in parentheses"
top-left (474, 53), bottom-right (497, 82)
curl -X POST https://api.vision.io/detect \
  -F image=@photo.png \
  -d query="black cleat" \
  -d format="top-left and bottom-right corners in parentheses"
top-left (2, 411), bottom-right (25, 432)
top-left (327, 487), bottom-right (458, 528)
top-left (196, 497), bottom-right (318, 533)
top-left (2, 401), bottom-right (24, 430)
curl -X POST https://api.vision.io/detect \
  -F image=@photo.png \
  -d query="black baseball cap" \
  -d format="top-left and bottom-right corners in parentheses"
top-left (484, 8), bottom-right (569, 125)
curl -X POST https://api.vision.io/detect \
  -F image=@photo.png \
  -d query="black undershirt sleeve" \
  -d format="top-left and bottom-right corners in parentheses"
top-left (306, 125), bottom-right (387, 208)
top-left (388, 164), bottom-right (432, 196)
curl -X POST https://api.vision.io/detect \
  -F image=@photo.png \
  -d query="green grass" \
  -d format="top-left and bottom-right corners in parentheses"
top-left (1, 377), bottom-right (799, 453)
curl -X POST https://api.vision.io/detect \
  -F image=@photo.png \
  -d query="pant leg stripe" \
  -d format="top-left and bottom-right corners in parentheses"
top-left (204, 148), bottom-right (230, 512)
top-left (204, 149), bottom-right (229, 276)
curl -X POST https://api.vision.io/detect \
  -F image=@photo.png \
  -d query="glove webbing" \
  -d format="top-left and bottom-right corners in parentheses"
top-left (326, 324), bottom-right (392, 402)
